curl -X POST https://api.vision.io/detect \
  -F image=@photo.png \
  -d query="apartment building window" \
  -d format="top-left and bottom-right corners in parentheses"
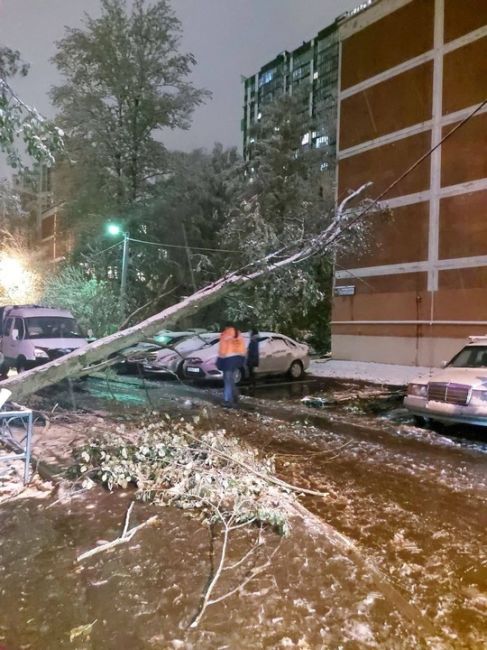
top-left (259, 70), bottom-right (274, 87)
top-left (315, 135), bottom-right (329, 148)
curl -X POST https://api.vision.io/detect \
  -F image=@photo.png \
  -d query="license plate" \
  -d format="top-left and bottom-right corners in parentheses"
top-left (186, 367), bottom-right (201, 374)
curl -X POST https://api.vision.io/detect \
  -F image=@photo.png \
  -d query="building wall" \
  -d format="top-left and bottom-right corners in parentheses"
top-left (333, 0), bottom-right (487, 366)
top-left (242, 24), bottom-right (338, 163)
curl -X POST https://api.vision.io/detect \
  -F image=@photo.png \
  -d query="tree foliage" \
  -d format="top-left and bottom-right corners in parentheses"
top-left (0, 179), bottom-right (27, 235)
top-left (0, 46), bottom-right (64, 168)
top-left (50, 0), bottom-right (210, 219)
top-left (69, 144), bottom-right (239, 327)
top-left (41, 266), bottom-right (121, 337)
top-left (221, 93), bottom-right (336, 346)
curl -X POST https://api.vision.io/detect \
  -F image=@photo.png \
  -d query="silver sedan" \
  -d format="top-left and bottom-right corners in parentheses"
top-left (183, 332), bottom-right (310, 383)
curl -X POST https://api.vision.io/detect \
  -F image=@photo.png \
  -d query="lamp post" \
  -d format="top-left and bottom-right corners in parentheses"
top-left (106, 224), bottom-right (129, 317)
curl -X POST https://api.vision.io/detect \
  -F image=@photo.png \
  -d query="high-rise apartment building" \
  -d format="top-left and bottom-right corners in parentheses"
top-left (242, 22), bottom-right (339, 164)
top-left (333, 0), bottom-right (487, 366)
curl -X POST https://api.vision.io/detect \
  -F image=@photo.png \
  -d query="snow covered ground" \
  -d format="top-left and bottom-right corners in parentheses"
top-left (309, 359), bottom-right (435, 386)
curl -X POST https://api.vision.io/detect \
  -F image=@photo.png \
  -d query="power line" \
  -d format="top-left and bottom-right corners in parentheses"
top-left (84, 240), bottom-right (122, 258)
top-left (128, 237), bottom-right (240, 254)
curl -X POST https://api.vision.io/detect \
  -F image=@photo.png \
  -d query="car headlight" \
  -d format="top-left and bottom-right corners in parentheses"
top-left (407, 383), bottom-right (427, 397)
top-left (470, 389), bottom-right (487, 403)
top-left (34, 348), bottom-right (49, 359)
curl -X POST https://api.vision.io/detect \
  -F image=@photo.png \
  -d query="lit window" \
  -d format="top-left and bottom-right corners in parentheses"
top-left (316, 135), bottom-right (329, 147)
top-left (313, 71), bottom-right (319, 80)
top-left (259, 70), bottom-right (274, 86)
top-left (257, 112), bottom-right (262, 120)
top-left (249, 137), bottom-right (255, 144)
top-left (311, 131), bottom-right (317, 138)
top-left (301, 133), bottom-right (310, 145)
top-left (320, 162), bottom-right (329, 171)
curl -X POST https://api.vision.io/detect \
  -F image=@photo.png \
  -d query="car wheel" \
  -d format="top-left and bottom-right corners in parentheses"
top-left (412, 415), bottom-right (426, 427)
top-left (288, 360), bottom-right (304, 380)
top-left (176, 361), bottom-right (185, 379)
top-left (233, 367), bottom-right (243, 385)
top-left (16, 356), bottom-right (27, 374)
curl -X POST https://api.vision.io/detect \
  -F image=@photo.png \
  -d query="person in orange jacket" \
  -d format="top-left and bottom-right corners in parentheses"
top-left (217, 324), bottom-right (246, 406)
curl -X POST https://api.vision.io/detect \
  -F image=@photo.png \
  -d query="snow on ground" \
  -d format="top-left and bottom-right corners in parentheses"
top-left (309, 359), bottom-right (435, 386)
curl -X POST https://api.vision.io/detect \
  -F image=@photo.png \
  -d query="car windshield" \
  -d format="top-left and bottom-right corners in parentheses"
top-left (25, 317), bottom-right (84, 339)
top-left (448, 345), bottom-right (487, 368)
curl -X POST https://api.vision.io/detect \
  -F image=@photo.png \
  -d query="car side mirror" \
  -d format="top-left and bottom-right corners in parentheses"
top-left (440, 360), bottom-right (448, 368)
top-left (11, 328), bottom-right (19, 341)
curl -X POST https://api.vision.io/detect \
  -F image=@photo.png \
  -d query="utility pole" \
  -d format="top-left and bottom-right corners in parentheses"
top-left (120, 232), bottom-right (130, 317)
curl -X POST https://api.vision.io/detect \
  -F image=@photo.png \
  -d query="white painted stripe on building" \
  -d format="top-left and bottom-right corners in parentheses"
top-left (439, 177), bottom-right (487, 198)
top-left (336, 261), bottom-right (429, 279)
top-left (443, 25), bottom-right (487, 54)
top-left (336, 254), bottom-right (487, 280)
top-left (381, 190), bottom-right (431, 209)
top-left (427, 0), bottom-right (444, 292)
top-left (378, 178), bottom-right (487, 210)
top-left (338, 102), bottom-right (487, 160)
top-left (339, 26), bottom-right (486, 101)
top-left (442, 101), bottom-right (487, 126)
top-left (340, 51), bottom-right (433, 99)
top-left (437, 255), bottom-right (487, 271)
top-left (331, 320), bottom-right (487, 325)
top-left (338, 121), bottom-right (433, 160)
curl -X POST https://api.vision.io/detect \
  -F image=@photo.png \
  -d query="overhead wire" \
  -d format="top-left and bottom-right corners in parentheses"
top-left (128, 237), bottom-right (240, 254)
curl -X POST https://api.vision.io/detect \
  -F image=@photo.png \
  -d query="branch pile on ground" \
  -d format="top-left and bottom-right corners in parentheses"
top-left (75, 415), bottom-right (291, 534)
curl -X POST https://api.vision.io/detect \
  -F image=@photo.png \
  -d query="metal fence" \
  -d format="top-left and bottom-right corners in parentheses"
top-left (0, 407), bottom-right (33, 484)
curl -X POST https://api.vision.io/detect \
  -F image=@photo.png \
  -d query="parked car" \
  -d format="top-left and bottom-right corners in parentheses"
top-left (404, 336), bottom-right (487, 426)
top-left (183, 332), bottom-right (310, 383)
top-left (0, 305), bottom-right (87, 374)
top-left (117, 330), bottom-right (207, 375)
top-left (142, 332), bottom-right (220, 378)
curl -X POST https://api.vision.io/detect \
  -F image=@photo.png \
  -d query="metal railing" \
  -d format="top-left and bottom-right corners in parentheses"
top-left (0, 407), bottom-right (33, 484)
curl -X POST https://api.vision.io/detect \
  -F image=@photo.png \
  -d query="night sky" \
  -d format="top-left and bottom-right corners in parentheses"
top-left (0, 0), bottom-right (357, 161)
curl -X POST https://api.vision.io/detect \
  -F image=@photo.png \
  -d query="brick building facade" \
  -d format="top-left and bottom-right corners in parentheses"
top-left (333, 0), bottom-right (487, 366)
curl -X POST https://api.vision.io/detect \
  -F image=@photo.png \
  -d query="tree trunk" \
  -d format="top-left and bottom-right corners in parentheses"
top-left (0, 183), bottom-right (372, 402)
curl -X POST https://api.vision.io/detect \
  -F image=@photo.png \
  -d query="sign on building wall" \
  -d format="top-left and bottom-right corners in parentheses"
top-left (334, 285), bottom-right (355, 296)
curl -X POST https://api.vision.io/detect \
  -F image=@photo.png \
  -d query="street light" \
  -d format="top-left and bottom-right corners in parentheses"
top-left (106, 223), bottom-right (129, 317)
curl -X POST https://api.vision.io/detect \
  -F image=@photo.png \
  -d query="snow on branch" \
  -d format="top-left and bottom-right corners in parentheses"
top-left (0, 183), bottom-right (373, 400)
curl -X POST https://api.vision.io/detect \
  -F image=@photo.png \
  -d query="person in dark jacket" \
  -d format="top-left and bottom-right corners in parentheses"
top-left (246, 328), bottom-right (260, 391)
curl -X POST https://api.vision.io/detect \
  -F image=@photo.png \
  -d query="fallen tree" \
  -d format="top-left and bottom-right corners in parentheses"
top-left (0, 184), bottom-right (374, 401)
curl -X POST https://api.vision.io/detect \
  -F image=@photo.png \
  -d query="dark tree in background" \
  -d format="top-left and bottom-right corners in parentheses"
top-left (50, 0), bottom-right (209, 223)
top-left (221, 93), bottom-right (336, 349)
top-left (116, 144), bottom-right (239, 322)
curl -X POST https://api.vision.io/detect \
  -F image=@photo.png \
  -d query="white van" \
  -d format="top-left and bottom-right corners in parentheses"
top-left (0, 305), bottom-right (88, 375)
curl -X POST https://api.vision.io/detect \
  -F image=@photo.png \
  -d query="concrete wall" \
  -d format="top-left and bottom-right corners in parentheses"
top-left (332, 334), bottom-right (468, 367)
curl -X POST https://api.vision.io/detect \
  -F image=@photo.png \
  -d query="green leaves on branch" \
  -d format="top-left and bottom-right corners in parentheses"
top-left (0, 46), bottom-right (64, 169)
top-left (75, 415), bottom-right (290, 535)
top-left (50, 0), bottom-right (210, 211)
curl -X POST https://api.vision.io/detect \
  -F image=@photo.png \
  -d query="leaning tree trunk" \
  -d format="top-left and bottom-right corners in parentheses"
top-left (0, 184), bottom-right (372, 402)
